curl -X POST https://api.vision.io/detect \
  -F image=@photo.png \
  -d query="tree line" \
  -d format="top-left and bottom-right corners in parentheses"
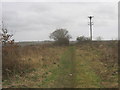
top-left (0, 26), bottom-right (103, 45)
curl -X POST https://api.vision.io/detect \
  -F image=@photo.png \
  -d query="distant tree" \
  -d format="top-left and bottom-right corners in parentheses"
top-left (76, 36), bottom-right (90, 42)
top-left (0, 22), bottom-right (14, 45)
top-left (49, 28), bottom-right (71, 45)
top-left (96, 36), bottom-right (103, 41)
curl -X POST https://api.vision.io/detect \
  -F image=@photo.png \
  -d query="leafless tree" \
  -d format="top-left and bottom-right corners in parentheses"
top-left (0, 22), bottom-right (14, 45)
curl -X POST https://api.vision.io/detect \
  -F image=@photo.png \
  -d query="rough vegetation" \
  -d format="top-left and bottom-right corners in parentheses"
top-left (2, 41), bottom-right (118, 88)
top-left (76, 36), bottom-right (91, 42)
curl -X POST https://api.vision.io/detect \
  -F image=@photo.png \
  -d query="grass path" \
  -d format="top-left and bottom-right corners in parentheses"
top-left (43, 46), bottom-right (104, 88)
top-left (41, 46), bottom-right (76, 88)
top-left (54, 46), bottom-right (76, 88)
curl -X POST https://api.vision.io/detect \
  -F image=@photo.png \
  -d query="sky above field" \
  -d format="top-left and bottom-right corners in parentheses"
top-left (2, 1), bottom-right (118, 41)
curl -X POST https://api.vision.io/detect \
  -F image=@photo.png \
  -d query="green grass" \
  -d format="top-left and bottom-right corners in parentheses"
top-left (75, 53), bottom-right (102, 88)
top-left (40, 46), bottom-right (76, 88)
top-left (54, 46), bottom-right (76, 88)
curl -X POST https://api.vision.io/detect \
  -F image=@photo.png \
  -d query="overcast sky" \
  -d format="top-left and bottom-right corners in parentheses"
top-left (2, 2), bottom-right (118, 41)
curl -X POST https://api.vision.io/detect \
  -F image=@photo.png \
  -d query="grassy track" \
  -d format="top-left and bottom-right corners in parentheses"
top-left (55, 46), bottom-right (76, 88)
top-left (41, 46), bottom-right (76, 88)
top-left (43, 46), bottom-right (103, 88)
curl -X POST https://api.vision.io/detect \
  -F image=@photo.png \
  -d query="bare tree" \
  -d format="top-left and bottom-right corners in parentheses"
top-left (0, 22), bottom-right (14, 45)
top-left (49, 28), bottom-right (71, 45)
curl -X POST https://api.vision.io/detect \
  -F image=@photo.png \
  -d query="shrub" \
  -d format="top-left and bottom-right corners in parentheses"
top-left (76, 36), bottom-right (91, 42)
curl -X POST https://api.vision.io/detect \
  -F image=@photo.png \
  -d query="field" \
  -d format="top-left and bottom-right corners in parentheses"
top-left (2, 41), bottom-right (118, 88)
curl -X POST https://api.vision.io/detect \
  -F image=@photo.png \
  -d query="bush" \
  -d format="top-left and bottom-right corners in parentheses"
top-left (54, 38), bottom-right (69, 45)
top-left (76, 36), bottom-right (91, 42)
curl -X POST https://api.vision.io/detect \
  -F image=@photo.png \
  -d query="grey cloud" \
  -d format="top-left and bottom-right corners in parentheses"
top-left (2, 2), bottom-right (118, 41)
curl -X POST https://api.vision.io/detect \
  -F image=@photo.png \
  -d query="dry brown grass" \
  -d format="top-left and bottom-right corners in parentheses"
top-left (2, 41), bottom-right (118, 88)
top-left (75, 41), bottom-right (118, 88)
top-left (2, 45), bottom-right (22, 78)
top-left (2, 44), bottom-right (67, 80)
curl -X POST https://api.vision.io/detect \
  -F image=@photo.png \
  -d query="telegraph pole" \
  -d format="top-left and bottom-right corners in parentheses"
top-left (88, 16), bottom-right (94, 41)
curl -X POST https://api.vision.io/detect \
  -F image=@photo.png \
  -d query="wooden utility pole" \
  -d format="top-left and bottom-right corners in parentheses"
top-left (88, 16), bottom-right (94, 41)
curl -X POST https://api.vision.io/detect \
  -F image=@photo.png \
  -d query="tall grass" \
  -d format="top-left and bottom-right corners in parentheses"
top-left (2, 44), bottom-right (66, 80)
top-left (2, 45), bottom-right (22, 78)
